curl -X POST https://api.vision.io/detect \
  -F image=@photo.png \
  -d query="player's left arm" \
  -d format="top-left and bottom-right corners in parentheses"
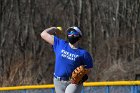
top-left (82, 51), bottom-right (94, 82)
top-left (83, 51), bottom-right (94, 69)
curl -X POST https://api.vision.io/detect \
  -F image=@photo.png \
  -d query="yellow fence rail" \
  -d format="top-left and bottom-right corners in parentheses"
top-left (84, 81), bottom-right (140, 87)
top-left (0, 81), bottom-right (140, 91)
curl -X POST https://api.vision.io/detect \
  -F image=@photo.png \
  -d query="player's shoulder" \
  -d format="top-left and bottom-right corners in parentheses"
top-left (54, 36), bottom-right (67, 44)
top-left (78, 48), bottom-right (93, 62)
top-left (78, 48), bottom-right (89, 55)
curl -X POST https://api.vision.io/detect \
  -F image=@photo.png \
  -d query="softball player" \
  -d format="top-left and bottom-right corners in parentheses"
top-left (41, 26), bottom-right (93, 93)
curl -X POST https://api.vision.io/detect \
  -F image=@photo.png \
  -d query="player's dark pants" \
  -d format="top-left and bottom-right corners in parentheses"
top-left (53, 77), bottom-right (83, 93)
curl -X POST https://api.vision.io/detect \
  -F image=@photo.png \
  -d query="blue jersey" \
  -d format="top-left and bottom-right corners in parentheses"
top-left (53, 36), bottom-right (93, 78)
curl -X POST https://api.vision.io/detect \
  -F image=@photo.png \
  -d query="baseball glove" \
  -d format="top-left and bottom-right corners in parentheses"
top-left (70, 65), bottom-right (89, 84)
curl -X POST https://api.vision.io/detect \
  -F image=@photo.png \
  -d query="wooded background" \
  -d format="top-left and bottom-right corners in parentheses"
top-left (0, 0), bottom-right (140, 86)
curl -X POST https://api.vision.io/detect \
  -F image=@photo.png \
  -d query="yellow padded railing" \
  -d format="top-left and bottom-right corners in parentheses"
top-left (84, 81), bottom-right (140, 87)
top-left (0, 81), bottom-right (140, 91)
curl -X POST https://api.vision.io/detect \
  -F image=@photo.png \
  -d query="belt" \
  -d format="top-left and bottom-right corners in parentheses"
top-left (54, 74), bottom-right (70, 81)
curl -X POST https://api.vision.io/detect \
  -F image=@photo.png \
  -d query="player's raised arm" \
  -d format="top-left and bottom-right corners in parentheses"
top-left (40, 27), bottom-right (62, 45)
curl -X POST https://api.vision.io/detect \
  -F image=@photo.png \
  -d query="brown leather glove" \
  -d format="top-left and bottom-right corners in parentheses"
top-left (70, 65), bottom-right (88, 84)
